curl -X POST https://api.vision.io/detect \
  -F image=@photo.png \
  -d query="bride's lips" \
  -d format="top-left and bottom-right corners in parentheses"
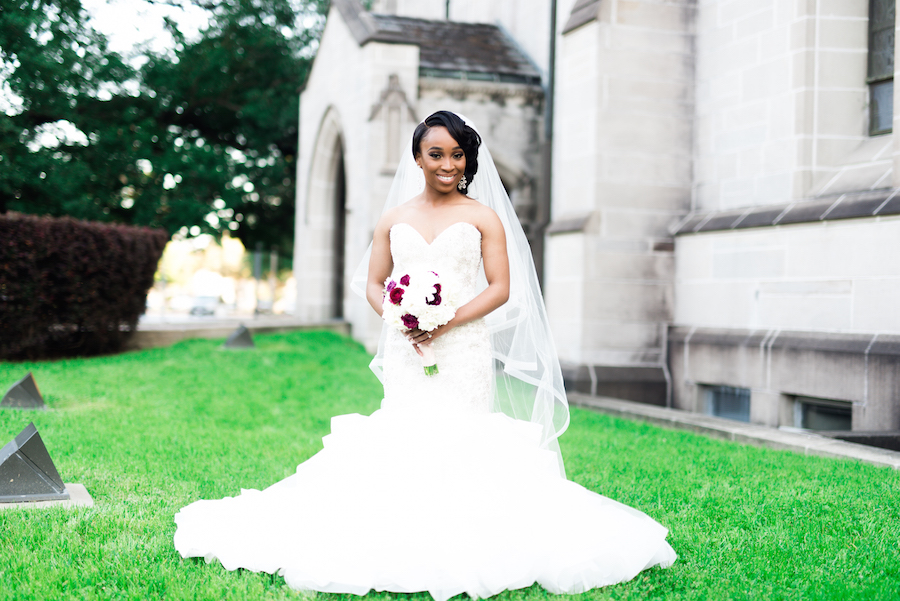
top-left (436, 174), bottom-right (456, 184)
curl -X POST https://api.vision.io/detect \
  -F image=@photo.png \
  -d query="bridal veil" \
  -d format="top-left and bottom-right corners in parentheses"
top-left (350, 113), bottom-right (570, 476)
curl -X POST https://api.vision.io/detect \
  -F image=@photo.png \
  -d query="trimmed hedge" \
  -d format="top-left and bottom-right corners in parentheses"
top-left (0, 212), bottom-right (169, 360)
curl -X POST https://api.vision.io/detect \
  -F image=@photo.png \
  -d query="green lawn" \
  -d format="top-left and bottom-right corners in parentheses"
top-left (0, 331), bottom-right (898, 601)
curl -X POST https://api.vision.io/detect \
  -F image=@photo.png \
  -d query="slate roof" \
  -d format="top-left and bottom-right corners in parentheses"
top-left (333, 0), bottom-right (541, 84)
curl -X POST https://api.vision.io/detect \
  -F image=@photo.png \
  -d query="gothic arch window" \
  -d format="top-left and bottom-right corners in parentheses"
top-left (869, 0), bottom-right (895, 135)
top-left (303, 107), bottom-right (347, 320)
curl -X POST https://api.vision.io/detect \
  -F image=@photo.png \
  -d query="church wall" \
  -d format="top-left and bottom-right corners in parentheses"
top-left (670, 0), bottom-right (900, 432)
top-left (693, 0), bottom-right (882, 210)
top-left (675, 215), bottom-right (900, 334)
top-left (546, 0), bottom-right (695, 404)
top-left (546, 18), bottom-right (599, 367)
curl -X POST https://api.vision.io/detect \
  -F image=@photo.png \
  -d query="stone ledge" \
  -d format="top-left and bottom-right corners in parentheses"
top-left (546, 212), bottom-right (593, 235)
top-left (671, 188), bottom-right (900, 235)
top-left (128, 320), bottom-right (351, 351)
top-left (569, 393), bottom-right (900, 469)
top-left (668, 326), bottom-right (900, 357)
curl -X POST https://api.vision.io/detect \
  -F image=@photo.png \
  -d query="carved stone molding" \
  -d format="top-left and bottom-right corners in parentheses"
top-left (369, 74), bottom-right (417, 123)
top-left (370, 74), bottom-right (417, 169)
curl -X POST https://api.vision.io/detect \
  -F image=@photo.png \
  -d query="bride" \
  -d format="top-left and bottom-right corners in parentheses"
top-left (174, 111), bottom-right (676, 600)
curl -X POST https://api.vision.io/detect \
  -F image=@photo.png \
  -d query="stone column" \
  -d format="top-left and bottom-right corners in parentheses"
top-left (546, 0), bottom-right (695, 404)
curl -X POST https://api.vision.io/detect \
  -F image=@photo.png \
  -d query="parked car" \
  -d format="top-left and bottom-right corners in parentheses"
top-left (189, 296), bottom-right (219, 316)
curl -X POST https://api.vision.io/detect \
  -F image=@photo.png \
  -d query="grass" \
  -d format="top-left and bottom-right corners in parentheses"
top-left (0, 330), bottom-right (898, 601)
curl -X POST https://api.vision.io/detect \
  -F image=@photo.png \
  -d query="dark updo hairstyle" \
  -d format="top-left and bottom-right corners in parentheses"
top-left (412, 111), bottom-right (482, 194)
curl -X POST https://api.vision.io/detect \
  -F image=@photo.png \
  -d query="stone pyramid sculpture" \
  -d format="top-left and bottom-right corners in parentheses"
top-left (0, 422), bottom-right (69, 503)
top-left (223, 324), bottom-right (255, 349)
top-left (1, 372), bottom-right (46, 409)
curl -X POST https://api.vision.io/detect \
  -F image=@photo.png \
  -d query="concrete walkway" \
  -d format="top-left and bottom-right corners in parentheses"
top-left (130, 316), bottom-right (350, 350)
top-left (569, 393), bottom-right (900, 470)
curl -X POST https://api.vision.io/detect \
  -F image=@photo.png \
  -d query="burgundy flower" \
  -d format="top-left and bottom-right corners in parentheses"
top-left (386, 280), bottom-right (396, 293)
top-left (389, 287), bottom-right (404, 305)
top-left (427, 284), bottom-right (442, 306)
top-left (400, 274), bottom-right (410, 286)
top-left (401, 313), bottom-right (419, 329)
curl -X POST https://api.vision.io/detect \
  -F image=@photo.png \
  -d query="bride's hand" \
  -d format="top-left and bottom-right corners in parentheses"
top-left (407, 326), bottom-right (444, 346)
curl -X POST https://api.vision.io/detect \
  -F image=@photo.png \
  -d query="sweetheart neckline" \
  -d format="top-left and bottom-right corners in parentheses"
top-left (390, 222), bottom-right (480, 246)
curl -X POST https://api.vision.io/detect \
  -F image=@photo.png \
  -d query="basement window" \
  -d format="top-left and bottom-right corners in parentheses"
top-left (704, 385), bottom-right (751, 422)
top-left (793, 396), bottom-right (853, 431)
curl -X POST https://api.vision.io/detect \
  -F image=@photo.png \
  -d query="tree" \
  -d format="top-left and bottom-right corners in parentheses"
top-left (0, 0), bottom-right (328, 257)
top-left (139, 0), bottom-right (328, 254)
top-left (0, 0), bottom-right (136, 216)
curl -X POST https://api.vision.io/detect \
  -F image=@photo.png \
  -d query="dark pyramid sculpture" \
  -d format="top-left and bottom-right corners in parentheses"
top-left (223, 324), bottom-right (255, 349)
top-left (0, 422), bottom-right (69, 503)
top-left (1, 372), bottom-right (46, 409)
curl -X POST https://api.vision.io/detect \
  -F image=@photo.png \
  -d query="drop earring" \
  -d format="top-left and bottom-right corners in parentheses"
top-left (457, 175), bottom-right (468, 190)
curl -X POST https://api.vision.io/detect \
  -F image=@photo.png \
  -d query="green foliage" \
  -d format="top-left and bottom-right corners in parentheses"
top-left (1, 330), bottom-right (899, 600)
top-left (0, 0), bottom-right (329, 256)
top-left (0, 212), bottom-right (168, 359)
top-left (0, 0), bottom-right (137, 218)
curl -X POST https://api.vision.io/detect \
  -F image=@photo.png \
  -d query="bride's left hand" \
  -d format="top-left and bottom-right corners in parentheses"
top-left (407, 326), bottom-right (443, 346)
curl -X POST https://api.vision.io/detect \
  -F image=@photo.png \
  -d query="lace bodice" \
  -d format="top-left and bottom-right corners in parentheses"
top-left (388, 222), bottom-right (483, 306)
top-left (381, 222), bottom-right (493, 414)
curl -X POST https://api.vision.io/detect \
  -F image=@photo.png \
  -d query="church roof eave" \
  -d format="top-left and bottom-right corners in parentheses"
top-left (562, 0), bottom-right (601, 35)
top-left (330, 0), bottom-right (541, 84)
top-left (331, 0), bottom-right (380, 45)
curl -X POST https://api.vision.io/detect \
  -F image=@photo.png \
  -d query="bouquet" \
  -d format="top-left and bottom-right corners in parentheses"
top-left (382, 270), bottom-right (456, 376)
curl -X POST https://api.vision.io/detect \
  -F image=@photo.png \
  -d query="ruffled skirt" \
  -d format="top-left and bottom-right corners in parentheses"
top-left (174, 405), bottom-right (675, 600)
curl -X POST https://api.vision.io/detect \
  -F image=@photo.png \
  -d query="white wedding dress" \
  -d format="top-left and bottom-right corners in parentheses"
top-left (173, 222), bottom-right (676, 600)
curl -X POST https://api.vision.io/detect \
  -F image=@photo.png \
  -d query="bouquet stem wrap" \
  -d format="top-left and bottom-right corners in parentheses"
top-left (418, 342), bottom-right (438, 376)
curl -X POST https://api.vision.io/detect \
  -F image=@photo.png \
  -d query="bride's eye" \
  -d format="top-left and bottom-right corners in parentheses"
top-left (430, 153), bottom-right (442, 159)
top-left (453, 153), bottom-right (464, 160)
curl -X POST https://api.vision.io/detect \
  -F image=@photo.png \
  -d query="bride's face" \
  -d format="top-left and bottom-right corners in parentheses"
top-left (415, 126), bottom-right (466, 194)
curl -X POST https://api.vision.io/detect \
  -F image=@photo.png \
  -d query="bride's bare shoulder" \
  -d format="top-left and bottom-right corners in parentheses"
top-left (375, 200), bottom-right (419, 233)
top-left (462, 201), bottom-right (502, 233)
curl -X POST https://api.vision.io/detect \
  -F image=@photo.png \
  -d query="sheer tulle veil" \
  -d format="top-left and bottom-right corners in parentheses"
top-left (350, 113), bottom-right (570, 476)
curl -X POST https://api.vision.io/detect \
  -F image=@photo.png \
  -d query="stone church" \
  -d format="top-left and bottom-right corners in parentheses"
top-left (294, 0), bottom-right (900, 434)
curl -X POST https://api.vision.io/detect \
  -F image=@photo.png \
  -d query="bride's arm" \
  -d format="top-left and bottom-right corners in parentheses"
top-left (409, 211), bottom-right (509, 344)
top-left (366, 217), bottom-right (394, 317)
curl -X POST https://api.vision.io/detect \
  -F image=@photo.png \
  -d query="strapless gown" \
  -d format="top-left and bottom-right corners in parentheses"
top-left (173, 222), bottom-right (676, 600)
